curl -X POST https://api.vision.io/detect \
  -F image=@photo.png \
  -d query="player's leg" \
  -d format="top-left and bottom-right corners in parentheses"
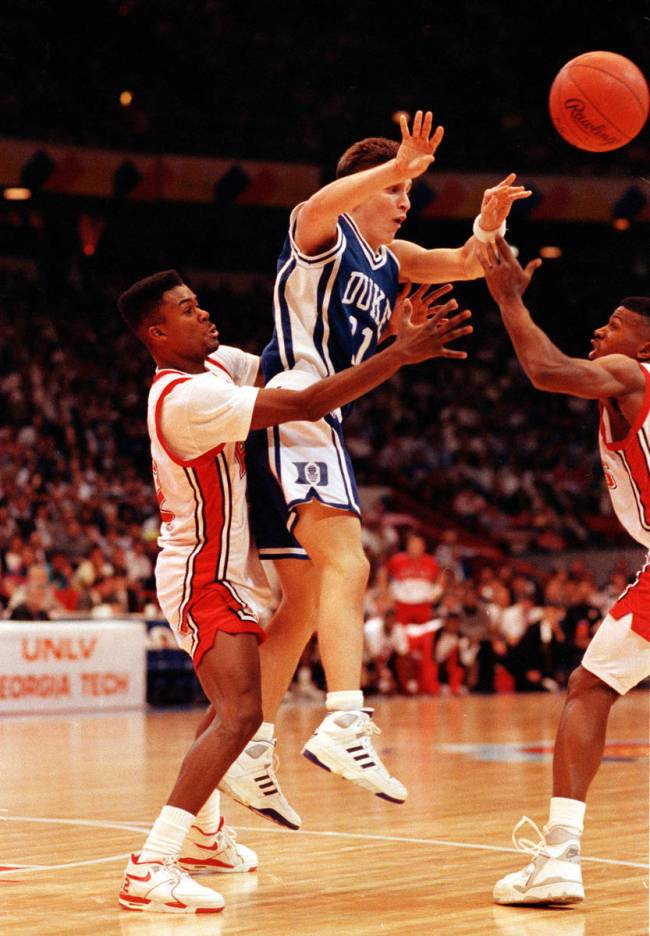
top-left (494, 602), bottom-right (650, 906)
top-left (259, 558), bottom-right (319, 714)
top-left (294, 500), bottom-right (407, 803)
top-left (119, 629), bottom-right (262, 913)
top-left (218, 558), bottom-right (317, 830)
top-left (552, 665), bottom-right (619, 800)
top-left (178, 704), bottom-right (258, 875)
top-left (293, 499), bottom-right (368, 690)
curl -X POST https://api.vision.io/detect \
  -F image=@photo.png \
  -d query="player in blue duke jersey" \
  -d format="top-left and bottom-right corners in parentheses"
top-left (219, 112), bottom-right (531, 826)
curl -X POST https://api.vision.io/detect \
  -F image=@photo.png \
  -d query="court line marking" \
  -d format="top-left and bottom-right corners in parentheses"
top-left (0, 815), bottom-right (647, 873)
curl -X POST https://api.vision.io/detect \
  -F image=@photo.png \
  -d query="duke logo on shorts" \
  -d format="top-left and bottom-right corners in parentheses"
top-left (294, 461), bottom-right (328, 486)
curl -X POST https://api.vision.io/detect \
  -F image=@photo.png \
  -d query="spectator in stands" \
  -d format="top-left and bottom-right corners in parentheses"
top-left (9, 580), bottom-right (52, 621)
top-left (363, 606), bottom-right (414, 696)
top-left (434, 612), bottom-right (468, 695)
top-left (381, 531), bottom-right (446, 694)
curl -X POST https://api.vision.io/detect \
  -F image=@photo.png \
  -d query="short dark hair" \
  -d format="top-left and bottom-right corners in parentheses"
top-left (118, 270), bottom-right (183, 335)
top-left (336, 137), bottom-right (399, 179)
top-left (621, 296), bottom-right (650, 318)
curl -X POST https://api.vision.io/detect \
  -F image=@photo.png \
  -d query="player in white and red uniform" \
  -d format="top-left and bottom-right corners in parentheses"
top-left (149, 347), bottom-right (266, 666)
top-left (481, 237), bottom-right (650, 907)
top-left (385, 533), bottom-right (443, 694)
top-left (115, 268), bottom-right (473, 914)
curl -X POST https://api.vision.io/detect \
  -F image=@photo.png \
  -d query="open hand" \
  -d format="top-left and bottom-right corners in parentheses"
top-left (405, 282), bottom-right (457, 325)
top-left (479, 235), bottom-right (542, 305)
top-left (396, 110), bottom-right (445, 180)
top-left (394, 297), bottom-right (472, 364)
top-left (478, 173), bottom-right (532, 232)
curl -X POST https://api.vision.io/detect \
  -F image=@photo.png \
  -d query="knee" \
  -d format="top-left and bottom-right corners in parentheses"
top-left (326, 547), bottom-right (370, 587)
top-left (221, 693), bottom-right (263, 745)
top-left (566, 665), bottom-right (618, 705)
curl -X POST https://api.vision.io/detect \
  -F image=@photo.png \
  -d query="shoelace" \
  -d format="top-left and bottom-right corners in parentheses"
top-left (356, 716), bottom-right (381, 739)
top-left (511, 816), bottom-right (547, 858)
top-left (218, 825), bottom-right (238, 850)
top-left (153, 856), bottom-right (191, 881)
top-left (355, 717), bottom-right (395, 776)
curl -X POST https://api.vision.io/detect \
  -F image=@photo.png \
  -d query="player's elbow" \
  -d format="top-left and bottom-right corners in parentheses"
top-left (528, 367), bottom-right (553, 390)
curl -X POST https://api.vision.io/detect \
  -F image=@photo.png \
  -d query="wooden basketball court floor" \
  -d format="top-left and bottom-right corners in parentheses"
top-left (1, 692), bottom-right (648, 935)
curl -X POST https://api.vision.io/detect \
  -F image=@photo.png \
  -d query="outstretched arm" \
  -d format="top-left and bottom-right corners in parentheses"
top-left (392, 173), bottom-right (532, 283)
top-left (294, 110), bottom-right (444, 256)
top-left (479, 236), bottom-right (645, 400)
top-left (250, 300), bottom-right (472, 429)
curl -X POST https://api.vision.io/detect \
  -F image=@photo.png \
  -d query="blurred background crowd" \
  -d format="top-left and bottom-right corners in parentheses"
top-left (0, 1), bottom-right (648, 699)
top-left (0, 260), bottom-right (644, 697)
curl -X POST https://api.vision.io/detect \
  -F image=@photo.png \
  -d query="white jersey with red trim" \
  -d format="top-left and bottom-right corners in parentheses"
top-left (599, 362), bottom-right (650, 549)
top-left (147, 346), bottom-right (269, 633)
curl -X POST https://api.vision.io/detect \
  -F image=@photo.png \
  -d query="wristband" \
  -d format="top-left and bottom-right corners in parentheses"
top-left (472, 214), bottom-right (507, 243)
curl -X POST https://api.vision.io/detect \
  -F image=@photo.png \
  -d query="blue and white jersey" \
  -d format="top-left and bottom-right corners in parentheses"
top-left (261, 207), bottom-right (400, 407)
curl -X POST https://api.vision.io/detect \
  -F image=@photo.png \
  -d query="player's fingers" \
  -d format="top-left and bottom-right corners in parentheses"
top-left (440, 349), bottom-right (469, 359)
top-left (495, 235), bottom-right (511, 260)
top-left (430, 299), bottom-right (459, 318)
top-left (431, 125), bottom-right (445, 150)
top-left (409, 283), bottom-right (429, 303)
top-left (427, 313), bottom-right (449, 328)
top-left (436, 310), bottom-right (472, 334)
top-left (397, 280), bottom-right (411, 302)
top-left (422, 110), bottom-right (433, 138)
top-left (482, 242), bottom-right (498, 268)
top-left (399, 113), bottom-right (410, 138)
top-left (413, 110), bottom-right (423, 136)
top-left (497, 172), bottom-right (517, 187)
top-left (423, 283), bottom-right (453, 304)
top-left (444, 324), bottom-right (474, 342)
top-left (525, 258), bottom-right (543, 276)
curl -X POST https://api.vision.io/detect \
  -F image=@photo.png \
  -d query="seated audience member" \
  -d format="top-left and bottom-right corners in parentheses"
top-left (9, 580), bottom-right (51, 621)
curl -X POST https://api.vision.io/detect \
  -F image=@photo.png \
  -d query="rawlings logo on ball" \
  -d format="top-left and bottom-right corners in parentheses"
top-left (563, 99), bottom-right (619, 147)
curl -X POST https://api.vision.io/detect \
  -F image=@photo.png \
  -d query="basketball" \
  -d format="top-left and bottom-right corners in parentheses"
top-left (549, 51), bottom-right (649, 151)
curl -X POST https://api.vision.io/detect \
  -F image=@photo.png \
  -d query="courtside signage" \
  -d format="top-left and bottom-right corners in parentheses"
top-left (0, 620), bottom-right (146, 713)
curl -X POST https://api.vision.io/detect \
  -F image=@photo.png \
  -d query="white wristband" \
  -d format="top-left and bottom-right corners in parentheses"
top-left (472, 214), bottom-right (507, 243)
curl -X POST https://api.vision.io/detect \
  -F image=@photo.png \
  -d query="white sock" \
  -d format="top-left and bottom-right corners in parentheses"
top-left (326, 690), bottom-right (364, 712)
top-left (251, 721), bottom-right (274, 743)
top-left (548, 797), bottom-right (585, 834)
top-left (189, 789), bottom-right (222, 838)
top-left (140, 805), bottom-right (195, 861)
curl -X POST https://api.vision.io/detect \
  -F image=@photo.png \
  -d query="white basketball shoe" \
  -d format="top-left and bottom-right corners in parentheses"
top-left (179, 816), bottom-right (257, 874)
top-left (493, 817), bottom-right (584, 905)
top-left (219, 738), bottom-right (302, 830)
top-left (118, 853), bottom-right (225, 913)
top-left (301, 708), bottom-right (407, 803)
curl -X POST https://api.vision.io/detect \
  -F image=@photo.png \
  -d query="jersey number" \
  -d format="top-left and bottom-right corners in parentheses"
top-left (350, 322), bottom-right (374, 366)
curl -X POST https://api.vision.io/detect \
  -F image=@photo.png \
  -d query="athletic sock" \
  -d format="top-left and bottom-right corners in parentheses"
top-left (548, 796), bottom-right (586, 835)
top-left (190, 789), bottom-right (221, 837)
top-left (140, 805), bottom-right (195, 861)
top-left (325, 690), bottom-right (364, 712)
top-left (251, 721), bottom-right (275, 742)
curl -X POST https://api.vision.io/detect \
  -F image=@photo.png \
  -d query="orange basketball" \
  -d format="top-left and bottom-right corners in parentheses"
top-left (549, 51), bottom-right (649, 151)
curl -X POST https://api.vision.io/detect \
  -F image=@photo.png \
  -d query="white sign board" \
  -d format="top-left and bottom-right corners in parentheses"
top-left (0, 619), bottom-right (147, 714)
